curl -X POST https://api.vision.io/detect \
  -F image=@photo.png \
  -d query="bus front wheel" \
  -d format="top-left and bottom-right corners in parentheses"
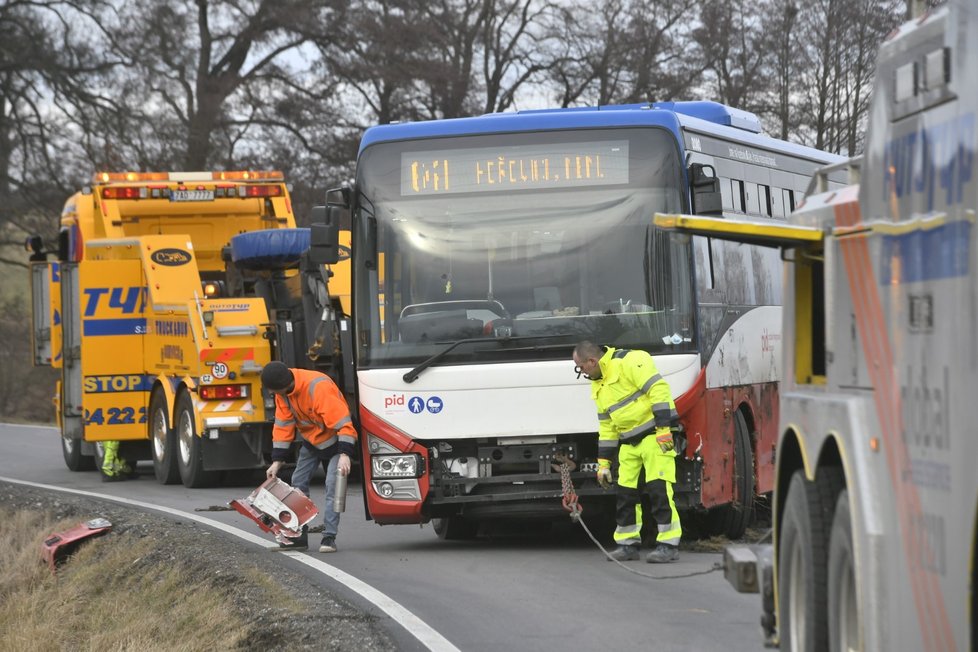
top-left (432, 516), bottom-right (478, 540)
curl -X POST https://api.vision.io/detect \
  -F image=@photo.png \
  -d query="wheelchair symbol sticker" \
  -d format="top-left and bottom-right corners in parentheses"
top-left (426, 397), bottom-right (443, 414)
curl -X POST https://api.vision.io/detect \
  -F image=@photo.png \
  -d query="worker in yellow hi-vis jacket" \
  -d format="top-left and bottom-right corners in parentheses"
top-left (573, 341), bottom-right (682, 563)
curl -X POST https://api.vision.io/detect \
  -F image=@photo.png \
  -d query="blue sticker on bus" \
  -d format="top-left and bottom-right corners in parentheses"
top-left (426, 397), bottom-right (443, 414)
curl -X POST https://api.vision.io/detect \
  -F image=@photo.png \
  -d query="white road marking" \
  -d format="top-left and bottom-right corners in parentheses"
top-left (0, 475), bottom-right (459, 652)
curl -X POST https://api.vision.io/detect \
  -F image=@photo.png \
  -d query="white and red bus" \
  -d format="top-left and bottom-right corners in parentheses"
top-left (324, 101), bottom-right (843, 538)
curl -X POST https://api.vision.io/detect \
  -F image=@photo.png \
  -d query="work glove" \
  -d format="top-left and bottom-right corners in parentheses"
top-left (596, 462), bottom-right (613, 489)
top-left (656, 430), bottom-right (675, 454)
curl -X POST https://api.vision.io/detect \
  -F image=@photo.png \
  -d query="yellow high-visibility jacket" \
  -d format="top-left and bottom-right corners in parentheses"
top-left (589, 347), bottom-right (677, 465)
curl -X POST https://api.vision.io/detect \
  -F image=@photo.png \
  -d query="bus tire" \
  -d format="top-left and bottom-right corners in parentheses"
top-left (714, 409), bottom-right (755, 540)
top-left (61, 434), bottom-right (95, 472)
top-left (778, 471), bottom-right (831, 652)
top-left (150, 389), bottom-right (180, 485)
top-left (175, 391), bottom-right (218, 488)
top-left (432, 516), bottom-right (478, 540)
top-left (828, 489), bottom-right (859, 652)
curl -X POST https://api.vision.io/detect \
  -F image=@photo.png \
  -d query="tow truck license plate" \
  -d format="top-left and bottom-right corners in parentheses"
top-left (170, 189), bottom-right (214, 202)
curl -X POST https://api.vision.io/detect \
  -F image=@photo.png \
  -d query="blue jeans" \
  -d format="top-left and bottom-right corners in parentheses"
top-left (290, 446), bottom-right (340, 538)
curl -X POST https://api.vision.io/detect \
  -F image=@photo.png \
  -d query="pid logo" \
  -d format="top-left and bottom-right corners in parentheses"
top-left (383, 394), bottom-right (444, 414)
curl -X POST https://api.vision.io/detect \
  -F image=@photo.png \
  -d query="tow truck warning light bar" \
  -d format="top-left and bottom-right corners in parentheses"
top-left (100, 184), bottom-right (283, 200)
top-left (93, 170), bottom-right (284, 183)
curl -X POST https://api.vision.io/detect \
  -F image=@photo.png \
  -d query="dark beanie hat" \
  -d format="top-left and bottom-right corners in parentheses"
top-left (261, 361), bottom-right (294, 391)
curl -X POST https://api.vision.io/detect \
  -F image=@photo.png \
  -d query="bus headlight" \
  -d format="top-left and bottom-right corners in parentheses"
top-left (371, 454), bottom-right (423, 478)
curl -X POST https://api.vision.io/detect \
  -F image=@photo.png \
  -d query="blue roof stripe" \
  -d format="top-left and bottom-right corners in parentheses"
top-left (359, 108), bottom-right (683, 152)
top-left (358, 101), bottom-right (845, 165)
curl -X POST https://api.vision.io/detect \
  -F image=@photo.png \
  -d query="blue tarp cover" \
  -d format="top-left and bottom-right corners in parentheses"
top-left (230, 228), bottom-right (309, 270)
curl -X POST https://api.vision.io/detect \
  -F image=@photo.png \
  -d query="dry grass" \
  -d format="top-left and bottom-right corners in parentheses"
top-left (0, 508), bottom-right (248, 652)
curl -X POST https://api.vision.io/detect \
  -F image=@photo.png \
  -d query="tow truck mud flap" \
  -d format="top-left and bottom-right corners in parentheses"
top-left (229, 477), bottom-right (318, 544)
top-left (41, 518), bottom-right (113, 573)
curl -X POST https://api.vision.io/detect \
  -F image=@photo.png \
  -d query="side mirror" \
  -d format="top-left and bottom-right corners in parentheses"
top-left (57, 227), bottom-right (72, 262)
top-left (309, 206), bottom-right (340, 265)
top-left (326, 186), bottom-right (351, 209)
top-left (689, 163), bottom-right (722, 216)
top-left (311, 205), bottom-right (327, 224)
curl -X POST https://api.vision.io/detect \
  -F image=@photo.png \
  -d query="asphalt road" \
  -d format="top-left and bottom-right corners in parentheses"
top-left (0, 423), bottom-right (767, 652)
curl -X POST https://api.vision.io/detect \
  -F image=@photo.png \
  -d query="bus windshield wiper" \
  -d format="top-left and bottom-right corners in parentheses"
top-left (402, 334), bottom-right (571, 383)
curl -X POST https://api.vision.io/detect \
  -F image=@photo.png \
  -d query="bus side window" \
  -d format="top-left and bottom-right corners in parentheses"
top-left (731, 179), bottom-right (745, 212)
top-left (720, 177), bottom-right (733, 210)
top-left (772, 188), bottom-right (786, 218)
top-left (761, 185), bottom-right (773, 217)
top-left (783, 188), bottom-right (796, 213)
top-left (745, 182), bottom-right (760, 215)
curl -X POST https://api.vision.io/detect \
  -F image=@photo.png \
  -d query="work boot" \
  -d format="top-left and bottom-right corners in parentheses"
top-left (646, 543), bottom-right (679, 563)
top-left (319, 535), bottom-right (337, 553)
top-left (277, 526), bottom-right (308, 551)
top-left (607, 544), bottom-right (640, 561)
top-left (100, 469), bottom-right (124, 483)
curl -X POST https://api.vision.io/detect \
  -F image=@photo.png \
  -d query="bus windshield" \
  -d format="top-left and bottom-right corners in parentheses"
top-left (354, 127), bottom-right (695, 368)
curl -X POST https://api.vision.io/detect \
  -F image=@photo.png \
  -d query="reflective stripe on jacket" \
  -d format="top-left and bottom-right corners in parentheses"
top-left (271, 369), bottom-right (357, 462)
top-left (591, 347), bottom-right (677, 463)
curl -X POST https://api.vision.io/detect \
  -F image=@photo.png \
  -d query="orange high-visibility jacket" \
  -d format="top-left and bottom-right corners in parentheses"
top-left (270, 369), bottom-right (357, 462)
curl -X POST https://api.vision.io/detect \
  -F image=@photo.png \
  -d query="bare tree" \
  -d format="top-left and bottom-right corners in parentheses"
top-left (92, 0), bottom-right (335, 170)
top-left (0, 0), bottom-right (119, 261)
top-left (762, 0), bottom-right (800, 140)
top-left (416, 0), bottom-right (559, 118)
top-left (794, 0), bottom-right (901, 153)
top-left (316, 0), bottom-right (430, 127)
top-left (478, 0), bottom-right (559, 113)
top-left (547, 0), bottom-right (702, 107)
top-left (695, 0), bottom-right (769, 112)
top-left (547, 0), bottom-right (629, 106)
top-left (619, 0), bottom-right (703, 103)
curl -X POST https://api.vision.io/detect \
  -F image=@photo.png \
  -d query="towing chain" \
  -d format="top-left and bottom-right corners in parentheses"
top-left (553, 454), bottom-right (582, 521)
top-left (554, 452), bottom-right (721, 580)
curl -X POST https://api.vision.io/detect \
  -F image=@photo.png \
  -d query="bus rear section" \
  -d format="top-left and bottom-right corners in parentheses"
top-left (340, 102), bottom-right (842, 537)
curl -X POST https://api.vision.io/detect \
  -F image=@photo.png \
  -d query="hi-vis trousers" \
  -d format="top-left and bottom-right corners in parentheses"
top-left (613, 432), bottom-right (682, 547)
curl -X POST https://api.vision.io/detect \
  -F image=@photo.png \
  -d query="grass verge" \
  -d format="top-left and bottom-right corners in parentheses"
top-left (0, 508), bottom-right (247, 651)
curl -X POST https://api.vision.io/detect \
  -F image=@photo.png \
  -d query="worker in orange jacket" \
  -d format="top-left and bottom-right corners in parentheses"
top-left (262, 361), bottom-right (357, 553)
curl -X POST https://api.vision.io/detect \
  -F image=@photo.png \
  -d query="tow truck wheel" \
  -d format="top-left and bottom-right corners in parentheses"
top-left (777, 471), bottom-right (831, 652)
top-left (94, 441), bottom-right (106, 473)
top-left (175, 391), bottom-right (218, 488)
top-left (150, 389), bottom-right (180, 484)
top-left (432, 516), bottom-right (478, 540)
top-left (61, 435), bottom-right (95, 471)
top-left (828, 490), bottom-right (859, 652)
